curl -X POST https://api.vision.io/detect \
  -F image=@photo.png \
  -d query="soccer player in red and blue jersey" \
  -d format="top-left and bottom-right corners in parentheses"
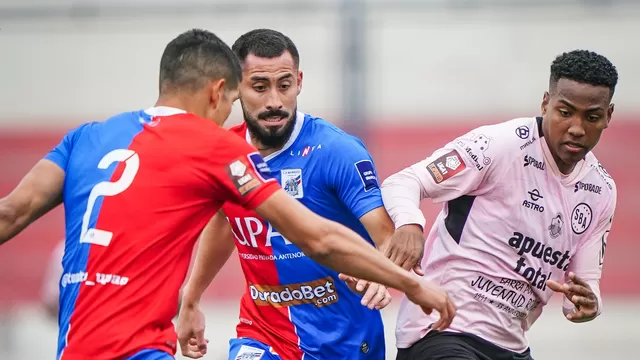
top-left (0, 29), bottom-right (456, 360)
top-left (176, 29), bottom-right (446, 360)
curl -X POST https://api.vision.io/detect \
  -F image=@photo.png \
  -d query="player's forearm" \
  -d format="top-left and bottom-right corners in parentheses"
top-left (182, 244), bottom-right (235, 306)
top-left (381, 169), bottom-right (427, 230)
top-left (306, 219), bottom-right (420, 294)
top-left (181, 217), bottom-right (236, 306)
top-left (0, 198), bottom-right (21, 245)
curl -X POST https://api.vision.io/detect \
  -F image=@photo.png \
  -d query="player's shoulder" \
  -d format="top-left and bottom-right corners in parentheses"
top-left (228, 122), bottom-right (248, 137)
top-left (303, 113), bottom-right (368, 152)
top-left (452, 117), bottom-right (539, 166)
top-left (582, 153), bottom-right (618, 201)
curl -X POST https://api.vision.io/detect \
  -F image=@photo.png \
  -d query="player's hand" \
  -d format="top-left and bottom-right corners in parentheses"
top-left (404, 280), bottom-right (456, 331)
top-left (338, 273), bottom-right (392, 310)
top-left (546, 272), bottom-right (598, 322)
top-left (382, 224), bottom-right (425, 275)
top-left (176, 303), bottom-right (209, 358)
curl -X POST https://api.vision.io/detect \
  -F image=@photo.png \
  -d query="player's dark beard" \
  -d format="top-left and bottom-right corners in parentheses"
top-left (243, 106), bottom-right (297, 150)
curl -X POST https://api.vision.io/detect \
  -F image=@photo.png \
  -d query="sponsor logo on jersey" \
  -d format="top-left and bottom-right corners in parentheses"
top-left (515, 126), bottom-right (530, 139)
top-left (574, 181), bottom-right (602, 194)
top-left (522, 189), bottom-right (544, 213)
top-left (281, 169), bottom-right (303, 198)
top-left (235, 345), bottom-right (265, 360)
top-left (591, 163), bottom-right (613, 190)
top-left (226, 153), bottom-right (274, 196)
top-left (524, 154), bottom-right (545, 171)
top-left (456, 133), bottom-right (492, 170)
top-left (571, 203), bottom-right (593, 235)
top-left (548, 213), bottom-right (563, 239)
top-left (249, 277), bottom-right (339, 308)
top-left (290, 144), bottom-right (322, 156)
top-left (508, 231), bottom-right (572, 290)
top-left (355, 159), bottom-right (380, 192)
top-left (426, 150), bottom-right (466, 184)
top-left (519, 136), bottom-right (537, 150)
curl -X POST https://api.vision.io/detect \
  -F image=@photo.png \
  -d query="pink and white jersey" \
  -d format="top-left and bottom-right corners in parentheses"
top-left (384, 117), bottom-right (617, 353)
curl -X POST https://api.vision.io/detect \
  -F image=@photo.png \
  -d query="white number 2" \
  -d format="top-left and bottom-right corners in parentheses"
top-left (80, 149), bottom-right (140, 246)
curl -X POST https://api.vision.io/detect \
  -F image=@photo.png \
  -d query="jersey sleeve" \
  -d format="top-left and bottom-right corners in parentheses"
top-left (565, 190), bottom-right (617, 315)
top-left (323, 136), bottom-right (384, 219)
top-left (44, 123), bottom-right (90, 171)
top-left (407, 128), bottom-right (511, 203)
top-left (209, 133), bottom-right (280, 210)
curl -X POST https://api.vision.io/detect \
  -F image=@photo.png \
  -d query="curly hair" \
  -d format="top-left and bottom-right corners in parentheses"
top-left (549, 50), bottom-right (618, 98)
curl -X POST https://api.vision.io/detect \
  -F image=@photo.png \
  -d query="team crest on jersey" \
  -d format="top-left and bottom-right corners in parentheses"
top-left (426, 150), bottom-right (466, 184)
top-left (548, 213), bottom-right (564, 239)
top-left (571, 203), bottom-right (593, 235)
top-left (235, 345), bottom-right (264, 360)
top-left (281, 169), bottom-right (303, 198)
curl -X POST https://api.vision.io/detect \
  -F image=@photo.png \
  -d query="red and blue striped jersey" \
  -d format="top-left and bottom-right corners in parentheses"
top-left (222, 112), bottom-right (386, 360)
top-left (44, 106), bottom-right (279, 360)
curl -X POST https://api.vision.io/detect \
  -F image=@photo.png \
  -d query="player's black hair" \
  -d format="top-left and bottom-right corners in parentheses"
top-left (232, 29), bottom-right (300, 68)
top-left (159, 29), bottom-right (242, 94)
top-left (549, 50), bottom-right (618, 98)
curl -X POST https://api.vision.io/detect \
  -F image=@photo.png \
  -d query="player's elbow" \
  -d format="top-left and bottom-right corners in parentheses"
top-left (297, 221), bottom-right (337, 262)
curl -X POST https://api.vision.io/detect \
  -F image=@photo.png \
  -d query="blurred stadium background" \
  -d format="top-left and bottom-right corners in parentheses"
top-left (1, 0), bottom-right (639, 359)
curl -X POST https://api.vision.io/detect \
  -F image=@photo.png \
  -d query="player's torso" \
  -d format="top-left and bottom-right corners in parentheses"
top-left (223, 117), bottom-right (384, 360)
top-left (58, 110), bottom-right (222, 359)
top-left (418, 118), bottom-right (613, 351)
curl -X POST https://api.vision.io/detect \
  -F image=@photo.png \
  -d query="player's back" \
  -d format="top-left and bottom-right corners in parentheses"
top-left (223, 113), bottom-right (385, 360)
top-left (53, 107), bottom-right (231, 359)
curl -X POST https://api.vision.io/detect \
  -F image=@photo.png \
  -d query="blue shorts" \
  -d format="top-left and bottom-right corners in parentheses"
top-left (126, 349), bottom-right (173, 360)
top-left (229, 338), bottom-right (281, 360)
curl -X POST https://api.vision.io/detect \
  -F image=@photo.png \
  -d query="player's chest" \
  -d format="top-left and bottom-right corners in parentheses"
top-left (498, 154), bottom-right (604, 250)
top-left (269, 153), bottom-right (322, 200)
top-left (223, 156), bottom-right (321, 252)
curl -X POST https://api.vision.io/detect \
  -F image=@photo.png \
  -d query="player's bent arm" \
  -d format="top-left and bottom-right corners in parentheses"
top-left (181, 210), bottom-right (237, 307)
top-left (563, 196), bottom-right (617, 322)
top-left (381, 168), bottom-right (428, 230)
top-left (359, 207), bottom-right (395, 249)
top-left (255, 189), bottom-right (420, 293)
top-left (0, 160), bottom-right (64, 245)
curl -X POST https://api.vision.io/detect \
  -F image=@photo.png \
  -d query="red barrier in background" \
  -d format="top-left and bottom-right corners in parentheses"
top-left (0, 118), bottom-right (637, 305)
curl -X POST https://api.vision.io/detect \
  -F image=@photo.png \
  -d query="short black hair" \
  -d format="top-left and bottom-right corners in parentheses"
top-left (549, 49), bottom-right (618, 98)
top-left (159, 29), bottom-right (242, 94)
top-left (232, 29), bottom-right (300, 68)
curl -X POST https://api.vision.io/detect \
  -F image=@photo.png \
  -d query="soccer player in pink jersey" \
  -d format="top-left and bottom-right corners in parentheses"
top-left (381, 49), bottom-right (618, 360)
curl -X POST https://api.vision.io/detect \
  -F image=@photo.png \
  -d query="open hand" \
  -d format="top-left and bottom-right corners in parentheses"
top-left (546, 272), bottom-right (598, 322)
top-left (339, 273), bottom-right (392, 310)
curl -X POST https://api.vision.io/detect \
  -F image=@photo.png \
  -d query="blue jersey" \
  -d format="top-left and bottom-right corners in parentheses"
top-left (222, 112), bottom-right (386, 360)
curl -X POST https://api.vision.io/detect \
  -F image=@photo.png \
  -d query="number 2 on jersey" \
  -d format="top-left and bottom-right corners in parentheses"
top-left (80, 149), bottom-right (140, 246)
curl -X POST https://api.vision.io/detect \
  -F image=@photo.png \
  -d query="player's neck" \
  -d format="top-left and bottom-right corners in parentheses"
top-left (154, 94), bottom-right (213, 123)
top-left (250, 137), bottom-right (283, 158)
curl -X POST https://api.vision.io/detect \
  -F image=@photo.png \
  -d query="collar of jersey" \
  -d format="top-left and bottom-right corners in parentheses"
top-left (245, 111), bottom-right (306, 162)
top-left (144, 106), bottom-right (187, 117)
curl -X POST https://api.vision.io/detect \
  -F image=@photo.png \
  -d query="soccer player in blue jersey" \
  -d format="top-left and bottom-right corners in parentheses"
top-left (176, 29), bottom-right (431, 359)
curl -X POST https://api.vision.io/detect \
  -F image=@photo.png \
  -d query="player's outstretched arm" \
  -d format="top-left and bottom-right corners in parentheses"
top-left (0, 160), bottom-right (64, 245)
top-left (254, 189), bottom-right (456, 329)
